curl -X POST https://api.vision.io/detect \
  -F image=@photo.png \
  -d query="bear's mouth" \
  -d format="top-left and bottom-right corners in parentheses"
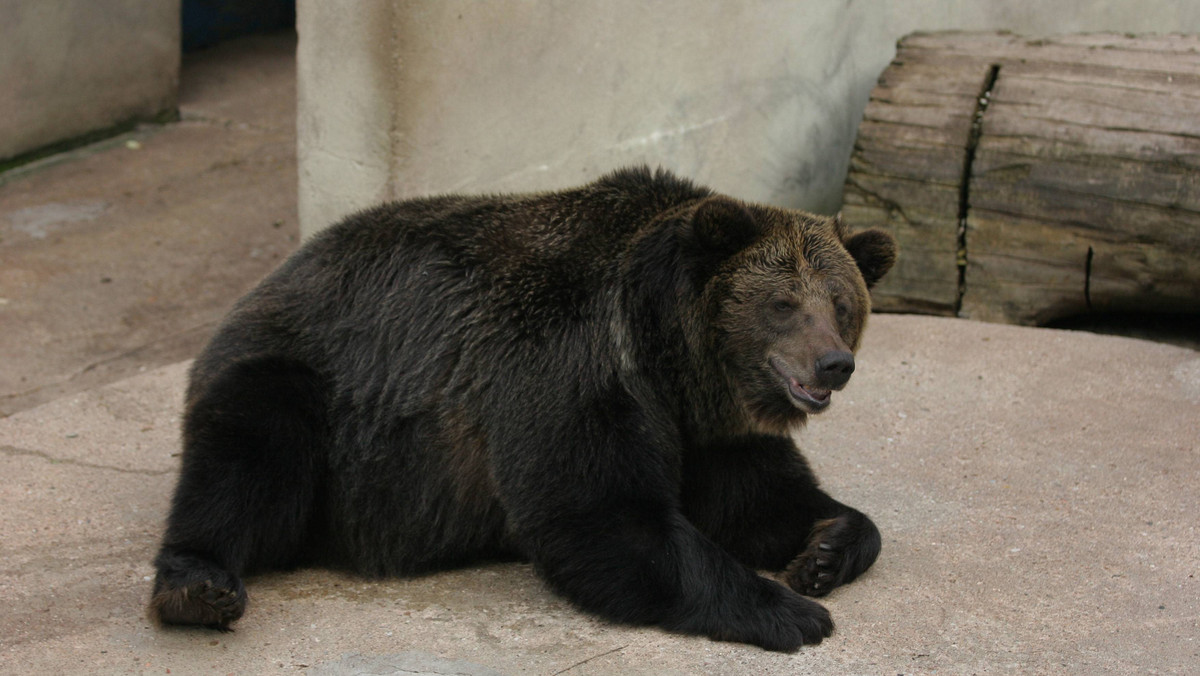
top-left (768, 357), bottom-right (831, 413)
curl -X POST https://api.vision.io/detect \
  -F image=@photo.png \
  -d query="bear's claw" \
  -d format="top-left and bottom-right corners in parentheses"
top-left (784, 511), bottom-right (881, 598)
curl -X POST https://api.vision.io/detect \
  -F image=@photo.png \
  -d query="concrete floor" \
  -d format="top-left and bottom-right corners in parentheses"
top-left (2, 33), bottom-right (1198, 675)
top-left (0, 32), bottom-right (298, 417)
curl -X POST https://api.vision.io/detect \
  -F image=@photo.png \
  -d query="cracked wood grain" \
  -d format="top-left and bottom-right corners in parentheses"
top-left (844, 31), bottom-right (1200, 325)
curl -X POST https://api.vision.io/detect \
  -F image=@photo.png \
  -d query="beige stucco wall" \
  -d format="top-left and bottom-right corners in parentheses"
top-left (0, 1), bottom-right (180, 163)
top-left (297, 0), bottom-right (1200, 237)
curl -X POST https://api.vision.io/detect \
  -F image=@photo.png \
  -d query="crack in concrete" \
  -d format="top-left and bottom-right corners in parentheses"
top-left (0, 321), bottom-right (210, 415)
top-left (551, 644), bottom-right (628, 675)
top-left (0, 444), bottom-right (171, 476)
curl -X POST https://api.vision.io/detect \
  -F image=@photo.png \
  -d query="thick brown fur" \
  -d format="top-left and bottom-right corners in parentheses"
top-left (149, 166), bottom-right (896, 651)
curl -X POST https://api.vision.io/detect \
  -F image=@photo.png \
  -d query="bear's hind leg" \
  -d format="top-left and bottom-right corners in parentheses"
top-left (149, 550), bottom-right (247, 629)
top-left (149, 357), bottom-right (328, 629)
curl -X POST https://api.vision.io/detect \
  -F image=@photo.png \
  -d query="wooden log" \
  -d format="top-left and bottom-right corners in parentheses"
top-left (842, 35), bottom-right (999, 315)
top-left (843, 31), bottom-right (1200, 325)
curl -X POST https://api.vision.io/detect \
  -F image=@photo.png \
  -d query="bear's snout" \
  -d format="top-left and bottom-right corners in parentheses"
top-left (814, 350), bottom-right (855, 390)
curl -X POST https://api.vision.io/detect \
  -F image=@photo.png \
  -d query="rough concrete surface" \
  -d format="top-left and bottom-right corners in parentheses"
top-left (1, 29), bottom-right (1198, 676)
top-left (2, 316), bottom-right (1197, 675)
top-left (0, 32), bottom-right (299, 417)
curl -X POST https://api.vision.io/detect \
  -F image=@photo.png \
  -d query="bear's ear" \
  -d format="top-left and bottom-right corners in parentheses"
top-left (842, 228), bottom-right (897, 289)
top-left (690, 197), bottom-right (761, 256)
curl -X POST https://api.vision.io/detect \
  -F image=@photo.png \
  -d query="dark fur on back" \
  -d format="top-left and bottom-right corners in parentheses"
top-left (150, 167), bottom-right (896, 651)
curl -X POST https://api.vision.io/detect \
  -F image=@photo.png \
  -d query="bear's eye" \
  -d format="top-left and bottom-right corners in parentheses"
top-left (835, 302), bottom-right (849, 319)
top-left (771, 298), bottom-right (796, 314)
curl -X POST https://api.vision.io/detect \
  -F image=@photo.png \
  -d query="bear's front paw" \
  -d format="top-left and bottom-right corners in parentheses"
top-left (672, 577), bottom-right (833, 652)
top-left (785, 510), bottom-right (881, 597)
top-left (713, 580), bottom-right (833, 652)
top-left (766, 588), bottom-right (834, 651)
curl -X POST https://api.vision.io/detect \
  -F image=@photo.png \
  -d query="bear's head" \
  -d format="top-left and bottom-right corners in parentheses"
top-left (683, 197), bottom-right (896, 432)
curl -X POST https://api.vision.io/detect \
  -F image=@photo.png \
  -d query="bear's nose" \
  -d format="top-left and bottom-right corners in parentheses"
top-left (815, 350), bottom-right (855, 389)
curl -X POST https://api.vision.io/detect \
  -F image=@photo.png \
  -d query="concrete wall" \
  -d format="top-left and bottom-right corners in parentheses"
top-left (0, 1), bottom-right (180, 163)
top-left (297, 0), bottom-right (1200, 237)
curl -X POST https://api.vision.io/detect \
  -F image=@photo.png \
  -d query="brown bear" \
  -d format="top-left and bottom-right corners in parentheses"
top-left (149, 166), bottom-right (896, 652)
